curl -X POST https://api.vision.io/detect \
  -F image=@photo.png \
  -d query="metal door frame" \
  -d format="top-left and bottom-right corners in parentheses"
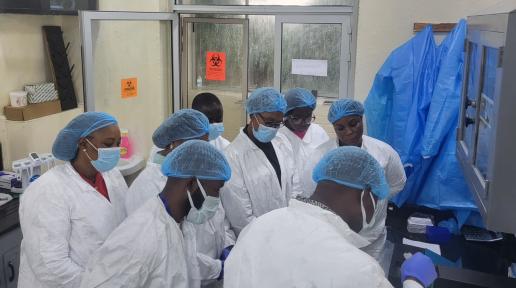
top-left (80, 11), bottom-right (179, 112)
top-left (274, 14), bottom-right (351, 99)
top-left (180, 17), bottom-right (249, 124)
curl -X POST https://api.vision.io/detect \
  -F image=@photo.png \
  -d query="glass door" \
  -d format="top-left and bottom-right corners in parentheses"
top-left (181, 17), bottom-right (249, 141)
top-left (274, 15), bottom-right (351, 136)
top-left (275, 15), bottom-right (351, 98)
top-left (81, 11), bottom-right (178, 161)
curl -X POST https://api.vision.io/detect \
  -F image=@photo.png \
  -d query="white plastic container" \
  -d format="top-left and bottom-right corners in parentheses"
top-left (9, 91), bottom-right (28, 107)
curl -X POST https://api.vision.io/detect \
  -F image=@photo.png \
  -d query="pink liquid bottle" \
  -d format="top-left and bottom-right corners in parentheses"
top-left (120, 128), bottom-right (133, 159)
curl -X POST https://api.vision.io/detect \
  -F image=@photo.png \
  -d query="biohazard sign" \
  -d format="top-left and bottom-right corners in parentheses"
top-left (206, 52), bottom-right (226, 81)
top-left (121, 78), bottom-right (138, 99)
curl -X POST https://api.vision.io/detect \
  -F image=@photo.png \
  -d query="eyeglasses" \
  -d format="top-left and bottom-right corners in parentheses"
top-left (288, 115), bottom-right (316, 125)
top-left (255, 114), bottom-right (284, 129)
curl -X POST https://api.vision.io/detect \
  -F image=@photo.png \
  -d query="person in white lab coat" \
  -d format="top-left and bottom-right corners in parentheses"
top-left (221, 87), bottom-right (300, 235)
top-left (125, 109), bottom-right (235, 287)
top-left (279, 88), bottom-right (329, 197)
top-left (125, 109), bottom-right (210, 214)
top-left (225, 146), bottom-right (436, 288)
top-left (80, 140), bottom-right (232, 288)
top-left (192, 92), bottom-right (231, 152)
top-left (18, 112), bottom-right (128, 288)
top-left (302, 99), bottom-right (407, 262)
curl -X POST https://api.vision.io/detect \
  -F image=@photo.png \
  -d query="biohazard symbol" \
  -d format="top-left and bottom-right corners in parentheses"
top-left (121, 78), bottom-right (138, 98)
top-left (209, 54), bottom-right (223, 67)
top-left (206, 52), bottom-right (226, 81)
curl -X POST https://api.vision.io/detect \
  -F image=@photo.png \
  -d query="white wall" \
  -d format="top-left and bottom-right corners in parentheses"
top-left (0, 14), bottom-right (83, 109)
top-left (354, 0), bottom-right (516, 102)
top-left (0, 14), bottom-right (84, 168)
top-left (93, 0), bottom-right (173, 158)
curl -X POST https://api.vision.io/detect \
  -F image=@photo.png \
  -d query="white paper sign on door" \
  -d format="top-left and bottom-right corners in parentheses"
top-left (291, 59), bottom-right (328, 77)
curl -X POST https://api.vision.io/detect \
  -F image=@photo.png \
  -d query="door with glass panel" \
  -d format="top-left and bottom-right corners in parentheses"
top-left (274, 15), bottom-right (351, 136)
top-left (181, 18), bottom-right (249, 141)
top-left (81, 12), bottom-right (177, 162)
top-left (274, 15), bottom-right (351, 97)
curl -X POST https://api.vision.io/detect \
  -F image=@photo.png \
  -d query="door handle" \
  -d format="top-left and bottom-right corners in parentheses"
top-left (8, 261), bottom-right (15, 282)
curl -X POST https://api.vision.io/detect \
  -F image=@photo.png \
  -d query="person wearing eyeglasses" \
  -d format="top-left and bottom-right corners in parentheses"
top-left (301, 99), bottom-right (406, 264)
top-left (221, 87), bottom-right (300, 236)
top-left (279, 88), bottom-right (329, 198)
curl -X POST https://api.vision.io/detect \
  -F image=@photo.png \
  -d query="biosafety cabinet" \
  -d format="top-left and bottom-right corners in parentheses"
top-left (457, 10), bottom-right (516, 234)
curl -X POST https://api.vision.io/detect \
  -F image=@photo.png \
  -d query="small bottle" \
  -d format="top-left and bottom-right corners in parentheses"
top-left (120, 129), bottom-right (133, 159)
top-left (197, 75), bottom-right (203, 88)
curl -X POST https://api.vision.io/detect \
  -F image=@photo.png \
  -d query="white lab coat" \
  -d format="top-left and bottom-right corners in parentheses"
top-left (182, 204), bottom-right (236, 288)
top-left (210, 136), bottom-right (230, 152)
top-left (279, 123), bottom-right (329, 153)
top-left (221, 129), bottom-right (300, 235)
top-left (80, 197), bottom-right (188, 288)
top-left (224, 199), bottom-right (395, 288)
top-left (125, 162), bottom-right (165, 215)
top-left (18, 163), bottom-right (128, 288)
top-left (302, 135), bottom-right (407, 261)
top-left (279, 124), bottom-right (328, 198)
top-left (125, 163), bottom-right (236, 287)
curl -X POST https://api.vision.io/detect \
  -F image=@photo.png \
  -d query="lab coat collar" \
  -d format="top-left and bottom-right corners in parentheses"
top-left (289, 199), bottom-right (371, 249)
top-left (280, 125), bottom-right (314, 145)
top-left (63, 162), bottom-right (113, 203)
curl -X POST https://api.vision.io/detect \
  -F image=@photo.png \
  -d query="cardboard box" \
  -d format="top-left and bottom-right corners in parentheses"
top-left (4, 100), bottom-right (62, 121)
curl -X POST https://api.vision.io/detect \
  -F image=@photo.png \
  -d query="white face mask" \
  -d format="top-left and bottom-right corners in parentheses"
top-left (186, 178), bottom-right (220, 224)
top-left (359, 190), bottom-right (376, 234)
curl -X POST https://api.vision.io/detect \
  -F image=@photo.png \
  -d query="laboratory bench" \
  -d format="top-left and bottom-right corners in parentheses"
top-left (386, 204), bottom-right (516, 288)
top-left (0, 191), bottom-right (21, 288)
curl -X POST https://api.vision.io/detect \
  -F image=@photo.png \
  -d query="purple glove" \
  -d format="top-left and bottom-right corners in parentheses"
top-left (401, 252), bottom-right (438, 287)
top-left (220, 245), bottom-right (234, 261)
top-left (217, 246), bottom-right (234, 281)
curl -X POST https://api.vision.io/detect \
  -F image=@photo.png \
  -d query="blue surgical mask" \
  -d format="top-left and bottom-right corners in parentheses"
top-left (85, 139), bottom-right (120, 172)
top-left (186, 178), bottom-right (220, 224)
top-left (153, 152), bottom-right (166, 165)
top-left (252, 120), bottom-right (279, 143)
top-left (209, 123), bottom-right (225, 141)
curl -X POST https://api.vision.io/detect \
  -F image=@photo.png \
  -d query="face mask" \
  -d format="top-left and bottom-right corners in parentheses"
top-left (152, 152), bottom-right (166, 165)
top-left (186, 178), bottom-right (220, 224)
top-left (359, 190), bottom-right (376, 233)
top-left (252, 116), bottom-right (279, 143)
top-left (209, 123), bottom-right (225, 141)
top-left (85, 139), bottom-right (120, 172)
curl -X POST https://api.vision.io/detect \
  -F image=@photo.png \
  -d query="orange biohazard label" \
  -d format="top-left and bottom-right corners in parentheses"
top-left (121, 78), bottom-right (138, 98)
top-left (206, 52), bottom-right (226, 81)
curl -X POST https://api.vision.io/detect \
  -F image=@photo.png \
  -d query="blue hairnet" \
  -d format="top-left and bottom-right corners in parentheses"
top-left (246, 87), bottom-right (287, 115)
top-left (152, 109), bottom-right (209, 149)
top-left (312, 146), bottom-right (389, 199)
top-left (284, 88), bottom-right (316, 114)
top-left (52, 112), bottom-right (118, 161)
top-left (328, 99), bottom-right (365, 124)
top-left (161, 140), bottom-right (231, 181)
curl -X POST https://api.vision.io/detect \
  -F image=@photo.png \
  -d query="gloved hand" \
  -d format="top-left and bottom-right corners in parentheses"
top-left (401, 252), bottom-right (437, 287)
top-left (220, 245), bottom-right (234, 261)
top-left (217, 246), bottom-right (234, 280)
top-left (218, 260), bottom-right (225, 281)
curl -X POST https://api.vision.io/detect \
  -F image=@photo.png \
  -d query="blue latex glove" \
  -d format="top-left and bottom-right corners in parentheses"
top-left (218, 260), bottom-right (225, 281)
top-left (217, 246), bottom-right (234, 280)
top-left (401, 252), bottom-right (438, 287)
top-left (220, 245), bottom-right (234, 261)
